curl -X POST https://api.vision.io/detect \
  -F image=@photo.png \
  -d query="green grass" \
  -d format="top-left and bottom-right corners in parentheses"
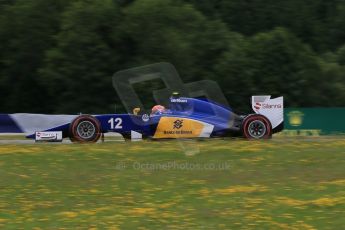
top-left (0, 138), bottom-right (344, 229)
top-left (0, 134), bottom-right (26, 140)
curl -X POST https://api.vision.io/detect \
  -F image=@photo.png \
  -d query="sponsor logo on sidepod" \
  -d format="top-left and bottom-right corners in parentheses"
top-left (163, 119), bottom-right (192, 135)
top-left (173, 119), bottom-right (183, 129)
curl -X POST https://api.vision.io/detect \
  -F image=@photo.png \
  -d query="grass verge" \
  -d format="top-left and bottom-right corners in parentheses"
top-left (0, 138), bottom-right (344, 229)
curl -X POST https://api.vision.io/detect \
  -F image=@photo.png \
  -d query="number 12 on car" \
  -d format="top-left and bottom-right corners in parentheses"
top-left (108, 117), bottom-right (123, 129)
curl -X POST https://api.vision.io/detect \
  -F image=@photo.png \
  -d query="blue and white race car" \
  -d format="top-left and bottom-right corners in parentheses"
top-left (0, 94), bottom-right (283, 142)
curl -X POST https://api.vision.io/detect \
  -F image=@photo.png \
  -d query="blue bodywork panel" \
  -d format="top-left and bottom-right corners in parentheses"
top-left (25, 97), bottom-right (240, 139)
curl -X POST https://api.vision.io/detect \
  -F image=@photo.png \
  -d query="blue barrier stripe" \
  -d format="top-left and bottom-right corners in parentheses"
top-left (0, 114), bottom-right (23, 133)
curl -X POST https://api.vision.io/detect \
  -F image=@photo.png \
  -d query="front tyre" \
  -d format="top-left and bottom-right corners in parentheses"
top-left (242, 114), bottom-right (272, 139)
top-left (69, 115), bottom-right (101, 143)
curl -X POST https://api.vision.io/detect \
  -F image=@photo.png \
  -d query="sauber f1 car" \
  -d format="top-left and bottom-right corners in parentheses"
top-left (0, 95), bottom-right (283, 142)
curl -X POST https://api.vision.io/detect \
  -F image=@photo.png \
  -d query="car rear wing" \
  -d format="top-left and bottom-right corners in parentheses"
top-left (251, 96), bottom-right (284, 130)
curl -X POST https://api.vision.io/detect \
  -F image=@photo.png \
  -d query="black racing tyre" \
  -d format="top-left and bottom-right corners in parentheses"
top-left (69, 115), bottom-right (102, 143)
top-left (121, 133), bottom-right (131, 141)
top-left (241, 114), bottom-right (272, 139)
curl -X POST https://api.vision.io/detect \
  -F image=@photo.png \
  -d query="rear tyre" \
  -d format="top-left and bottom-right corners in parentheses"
top-left (241, 114), bottom-right (272, 139)
top-left (69, 115), bottom-right (101, 143)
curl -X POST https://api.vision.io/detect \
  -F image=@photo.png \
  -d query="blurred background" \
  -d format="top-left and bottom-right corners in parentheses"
top-left (0, 0), bottom-right (344, 114)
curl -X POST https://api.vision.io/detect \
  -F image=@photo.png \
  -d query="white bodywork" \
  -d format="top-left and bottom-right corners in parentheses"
top-left (131, 130), bottom-right (142, 140)
top-left (11, 113), bottom-right (77, 134)
top-left (251, 96), bottom-right (284, 129)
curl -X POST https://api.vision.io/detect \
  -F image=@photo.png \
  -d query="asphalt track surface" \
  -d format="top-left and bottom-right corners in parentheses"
top-left (0, 133), bottom-right (124, 144)
top-left (0, 135), bottom-right (343, 145)
top-left (0, 139), bottom-right (127, 144)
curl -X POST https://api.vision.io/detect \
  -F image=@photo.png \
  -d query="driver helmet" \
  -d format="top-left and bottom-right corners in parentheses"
top-left (151, 105), bottom-right (166, 115)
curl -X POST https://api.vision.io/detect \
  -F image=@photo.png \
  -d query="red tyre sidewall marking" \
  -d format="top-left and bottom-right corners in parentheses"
top-left (70, 115), bottom-right (101, 142)
top-left (242, 115), bottom-right (272, 139)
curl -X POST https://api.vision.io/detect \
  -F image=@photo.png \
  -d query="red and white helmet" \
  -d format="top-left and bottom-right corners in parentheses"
top-left (151, 105), bottom-right (166, 114)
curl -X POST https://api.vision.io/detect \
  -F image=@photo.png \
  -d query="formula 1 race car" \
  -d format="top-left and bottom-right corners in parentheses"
top-left (0, 95), bottom-right (283, 142)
